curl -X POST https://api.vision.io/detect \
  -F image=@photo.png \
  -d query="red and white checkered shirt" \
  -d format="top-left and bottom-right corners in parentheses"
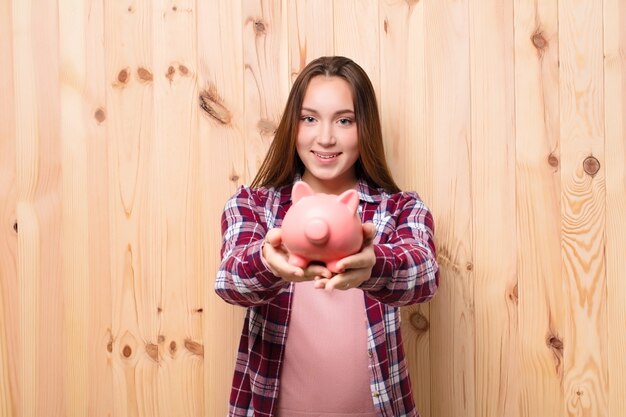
top-left (215, 178), bottom-right (439, 417)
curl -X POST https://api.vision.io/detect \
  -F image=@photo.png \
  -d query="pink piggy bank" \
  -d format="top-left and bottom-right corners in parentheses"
top-left (281, 181), bottom-right (363, 273)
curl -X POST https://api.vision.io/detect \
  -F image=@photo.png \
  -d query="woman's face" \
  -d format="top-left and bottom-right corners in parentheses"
top-left (296, 76), bottom-right (359, 194)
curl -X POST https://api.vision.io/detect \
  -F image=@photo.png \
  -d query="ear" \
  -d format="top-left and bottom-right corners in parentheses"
top-left (337, 189), bottom-right (359, 214)
top-left (292, 181), bottom-right (314, 203)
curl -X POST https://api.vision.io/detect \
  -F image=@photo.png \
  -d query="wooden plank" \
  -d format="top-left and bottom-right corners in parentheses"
top-left (604, 2), bottom-right (626, 416)
top-left (468, 1), bottom-right (519, 416)
top-left (379, 1), bottom-right (430, 416)
top-left (0, 0), bottom-right (19, 415)
top-left (513, 1), bottom-right (565, 416)
top-left (104, 1), bottom-right (160, 415)
top-left (196, 1), bottom-right (246, 415)
top-left (423, 1), bottom-right (475, 417)
top-left (287, 0), bottom-right (333, 83)
top-left (558, 1), bottom-right (608, 416)
top-left (58, 0), bottom-right (90, 415)
top-left (13, 0), bottom-right (66, 415)
top-left (333, 0), bottom-right (380, 99)
top-left (83, 0), bottom-right (113, 415)
top-left (150, 1), bottom-right (202, 416)
top-left (242, 0), bottom-right (289, 182)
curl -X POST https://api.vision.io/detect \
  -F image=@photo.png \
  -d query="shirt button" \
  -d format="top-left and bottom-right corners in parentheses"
top-left (373, 391), bottom-right (380, 397)
top-left (368, 350), bottom-right (373, 358)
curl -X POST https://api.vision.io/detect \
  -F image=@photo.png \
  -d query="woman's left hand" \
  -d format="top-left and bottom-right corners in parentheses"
top-left (314, 223), bottom-right (377, 291)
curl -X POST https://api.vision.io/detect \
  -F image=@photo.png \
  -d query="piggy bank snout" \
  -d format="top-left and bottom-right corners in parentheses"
top-left (304, 218), bottom-right (330, 245)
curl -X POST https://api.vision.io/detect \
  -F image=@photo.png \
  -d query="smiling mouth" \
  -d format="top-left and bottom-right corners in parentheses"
top-left (312, 151), bottom-right (341, 159)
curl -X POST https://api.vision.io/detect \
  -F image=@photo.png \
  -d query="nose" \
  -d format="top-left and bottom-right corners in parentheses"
top-left (316, 122), bottom-right (336, 147)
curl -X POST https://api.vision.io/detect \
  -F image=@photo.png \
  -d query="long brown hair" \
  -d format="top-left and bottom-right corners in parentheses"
top-left (250, 56), bottom-right (400, 193)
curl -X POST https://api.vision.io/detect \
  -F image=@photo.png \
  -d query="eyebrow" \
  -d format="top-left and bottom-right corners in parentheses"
top-left (300, 107), bottom-right (355, 116)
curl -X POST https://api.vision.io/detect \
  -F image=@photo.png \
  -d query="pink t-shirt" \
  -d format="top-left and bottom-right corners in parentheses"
top-left (276, 281), bottom-right (377, 417)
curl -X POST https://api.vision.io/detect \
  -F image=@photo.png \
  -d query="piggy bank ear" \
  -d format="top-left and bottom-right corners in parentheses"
top-left (337, 189), bottom-right (359, 214)
top-left (292, 181), bottom-right (314, 203)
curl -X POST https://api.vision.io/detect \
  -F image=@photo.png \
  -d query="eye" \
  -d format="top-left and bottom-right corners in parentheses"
top-left (300, 116), bottom-right (316, 123)
top-left (337, 118), bottom-right (353, 126)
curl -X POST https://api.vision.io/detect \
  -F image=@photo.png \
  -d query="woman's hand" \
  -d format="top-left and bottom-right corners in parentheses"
top-left (262, 228), bottom-right (332, 283)
top-left (313, 223), bottom-right (377, 291)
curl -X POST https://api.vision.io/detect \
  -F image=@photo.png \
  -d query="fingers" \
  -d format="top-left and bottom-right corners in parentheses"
top-left (362, 222), bottom-right (376, 241)
top-left (265, 228), bottom-right (283, 247)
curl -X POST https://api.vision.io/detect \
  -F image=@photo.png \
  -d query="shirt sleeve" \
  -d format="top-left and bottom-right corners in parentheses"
top-left (214, 186), bottom-right (288, 307)
top-left (360, 192), bottom-right (440, 307)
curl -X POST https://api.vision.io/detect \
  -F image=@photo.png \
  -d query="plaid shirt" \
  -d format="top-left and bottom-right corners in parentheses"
top-left (215, 178), bottom-right (439, 417)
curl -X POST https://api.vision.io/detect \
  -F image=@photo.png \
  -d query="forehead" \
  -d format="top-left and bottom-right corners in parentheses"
top-left (302, 76), bottom-right (354, 108)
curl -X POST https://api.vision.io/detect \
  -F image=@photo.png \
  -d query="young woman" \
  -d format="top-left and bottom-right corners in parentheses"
top-left (215, 56), bottom-right (439, 417)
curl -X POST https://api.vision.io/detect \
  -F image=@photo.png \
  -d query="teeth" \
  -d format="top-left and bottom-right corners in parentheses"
top-left (314, 152), bottom-right (338, 159)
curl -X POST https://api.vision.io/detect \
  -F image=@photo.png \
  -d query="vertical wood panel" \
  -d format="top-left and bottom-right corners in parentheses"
top-left (514, 1), bottom-right (565, 416)
top-left (0, 0), bottom-right (19, 415)
top-left (243, 0), bottom-right (289, 182)
top-left (13, 0), bottom-right (65, 415)
top-left (58, 0), bottom-right (89, 415)
top-left (197, 1), bottom-right (246, 415)
top-left (379, 1), bottom-right (430, 416)
top-left (333, 0), bottom-right (380, 98)
top-left (424, 2), bottom-right (475, 417)
top-left (469, 1), bottom-right (519, 416)
top-left (558, 1), bottom-right (608, 415)
top-left (604, 1), bottom-right (626, 416)
top-left (105, 1), bottom-right (159, 415)
top-left (151, 1), bottom-right (202, 415)
top-left (83, 0), bottom-right (114, 415)
top-left (287, 0), bottom-right (333, 82)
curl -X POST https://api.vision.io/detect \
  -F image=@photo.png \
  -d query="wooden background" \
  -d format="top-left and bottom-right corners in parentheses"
top-left (1, 0), bottom-right (625, 416)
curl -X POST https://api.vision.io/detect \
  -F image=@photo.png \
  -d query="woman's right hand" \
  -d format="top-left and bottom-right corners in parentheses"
top-left (262, 228), bottom-right (332, 283)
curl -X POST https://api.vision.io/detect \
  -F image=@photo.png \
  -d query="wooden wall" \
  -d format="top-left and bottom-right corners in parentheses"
top-left (1, 0), bottom-right (625, 416)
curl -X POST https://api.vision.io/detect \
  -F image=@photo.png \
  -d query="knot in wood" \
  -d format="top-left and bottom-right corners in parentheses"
top-left (94, 108), bottom-right (106, 123)
top-left (532, 31), bottom-right (547, 50)
top-left (253, 19), bottom-right (266, 35)
top-left (583, 156), bottom-right (600, 176)
top-left (137, 67), bottom-right (153, 82)
top-left (13, 221), bottom-right (18, 233)
top-left (146, 343), bottom-right (159, 362)
top-left (122, 345), bottom-right (132, 358)
top-left (169, 341), bottom-right (177, 354)
top-left (178, 64), bottom-right (189, 75)
top-left (509, 283), bottom-right (518, 304)
top-left (547, 335), bottom-right (563, 351)
top-left (409, 311), bottom-right (429, 333)
top-left (117, 68), bottom-right (130, 84)
top-left (548, 153), bottom-right (559, 168)
top-left (184, 339), bottom-right (205, 357)
top-left (167, 65), bottom-right (176, 79)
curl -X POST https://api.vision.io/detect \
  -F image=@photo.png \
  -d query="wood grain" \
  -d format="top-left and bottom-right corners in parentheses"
top-left (197, 0), bottom-right (246, 415)
top-left (558, 1), bottom-right (608, 416)
top-left (379, 1), bottom-right (430, 415)
top-left (287, 0), bottom-right (333, 82)
top-left (0, 0), bottom-right (18, 415)
top-left (242, 0), bottom-right (289, 182)
top-left (604, 2), bottom-right (626, 416)
top-left (333, 0), bottom-right (380, 98)
top-left (83, 0), bottom-right (114, 415)
top-left (105, 1), bottom-right (159, 415)
top-left (59, 0), bottom-right (90, 414)
top-left (514, 1), bottom-right (565, 416)
top-left (424, 2), bottom-right (475, 417)
top-left (469, 1), bottom-right (519, 416)
top-left (149, 1), bottom-right (202, 416)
